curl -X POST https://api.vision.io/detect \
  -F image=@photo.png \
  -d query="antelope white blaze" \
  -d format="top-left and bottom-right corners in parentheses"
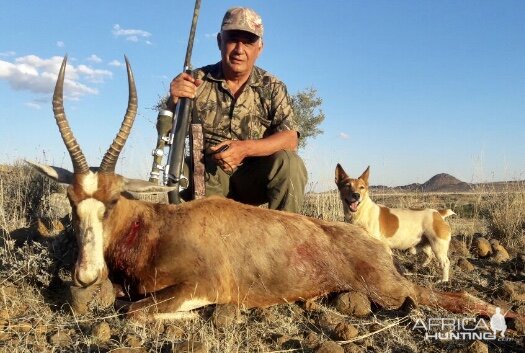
top-left (75, 198), bottom-right (106, 285)
top-left (80, 171), bottom-right (98, 196)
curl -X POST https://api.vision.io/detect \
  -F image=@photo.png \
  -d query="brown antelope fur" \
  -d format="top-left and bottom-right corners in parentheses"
top-left (335, 164), bottom-right (456, 282)
top-left (28, 56), bottom-right (525, 324)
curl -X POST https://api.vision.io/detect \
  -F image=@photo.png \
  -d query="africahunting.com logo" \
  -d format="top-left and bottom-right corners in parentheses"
top-left (413, 308), bottom-right (509, 340)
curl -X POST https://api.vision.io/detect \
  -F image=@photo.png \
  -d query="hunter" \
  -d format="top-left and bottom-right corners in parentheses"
top-left (168, 7), bottom-right (307, 213)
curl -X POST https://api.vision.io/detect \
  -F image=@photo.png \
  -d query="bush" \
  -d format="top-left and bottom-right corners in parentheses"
top-left (479, 183), bottom-right (525, 248)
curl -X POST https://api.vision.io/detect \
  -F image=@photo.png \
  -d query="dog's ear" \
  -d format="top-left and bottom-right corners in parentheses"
top-left (359, 166), bottom-right (370, 184)
top-left (335, 163), bottom-right (349, 186)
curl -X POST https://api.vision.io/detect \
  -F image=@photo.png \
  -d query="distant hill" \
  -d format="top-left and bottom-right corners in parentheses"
top-left (370, 173), bottom-right (525, 193)
top-left (372, 173), bottom-right (472, 193)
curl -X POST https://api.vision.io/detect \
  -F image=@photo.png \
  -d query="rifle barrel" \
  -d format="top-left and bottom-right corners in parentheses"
top-left (166, 0), bottom-right (202, 204)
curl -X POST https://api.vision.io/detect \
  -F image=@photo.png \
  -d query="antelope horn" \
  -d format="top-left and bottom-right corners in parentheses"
top-left (99, 56), bottom-right (138, 173)
top-left (53, 56), bottom-right (89, 174)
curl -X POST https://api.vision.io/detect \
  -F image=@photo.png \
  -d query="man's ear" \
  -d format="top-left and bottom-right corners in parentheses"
top-left (216, 32), bottom-right (222, 50)
top-left (257, 39), bottom-right (264, 57)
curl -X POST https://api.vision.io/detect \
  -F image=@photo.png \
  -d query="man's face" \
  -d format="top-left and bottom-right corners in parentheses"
top-left (219, 30), bottom-right (263, 76)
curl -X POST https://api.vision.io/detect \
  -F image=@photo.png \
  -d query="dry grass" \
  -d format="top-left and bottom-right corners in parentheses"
top-left (1, 163), bottom-right (524, 352)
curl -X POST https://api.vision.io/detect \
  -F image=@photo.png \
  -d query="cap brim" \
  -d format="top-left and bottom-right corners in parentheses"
top-left (221, 25), bottom-right (261, 37)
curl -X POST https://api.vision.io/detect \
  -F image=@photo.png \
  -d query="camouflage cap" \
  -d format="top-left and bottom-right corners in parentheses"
top-left (221, 7), bottom-right (264, 38)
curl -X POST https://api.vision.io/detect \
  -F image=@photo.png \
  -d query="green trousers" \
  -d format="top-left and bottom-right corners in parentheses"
top-left (204, 150), bottom-right (307, 213)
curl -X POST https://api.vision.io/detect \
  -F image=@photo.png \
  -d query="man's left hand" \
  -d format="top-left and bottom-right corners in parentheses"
top-left (210, 140), bottom-right (249, 173)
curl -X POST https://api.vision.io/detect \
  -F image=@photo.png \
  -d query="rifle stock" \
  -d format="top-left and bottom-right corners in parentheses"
top-left (166, 95), bottom-right (193, 204)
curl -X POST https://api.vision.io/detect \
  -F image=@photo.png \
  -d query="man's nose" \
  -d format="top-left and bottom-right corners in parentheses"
top-left (233, 41), bottom-right (243, 52)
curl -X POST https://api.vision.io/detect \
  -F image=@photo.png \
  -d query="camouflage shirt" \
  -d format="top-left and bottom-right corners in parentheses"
top-left (191, 62), bottom-right (297, 149)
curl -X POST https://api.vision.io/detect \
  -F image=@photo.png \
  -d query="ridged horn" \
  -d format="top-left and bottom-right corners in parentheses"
top-left (99, 56), bottom-right (138, 173)
top-left (53, 56), bottom-right (89, 174)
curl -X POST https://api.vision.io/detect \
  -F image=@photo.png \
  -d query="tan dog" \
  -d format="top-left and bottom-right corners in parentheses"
top-left (335, 164), bottom-right (456, 282)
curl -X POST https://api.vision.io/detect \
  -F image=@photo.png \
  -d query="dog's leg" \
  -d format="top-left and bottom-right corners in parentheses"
top-left (429, 238), bottom-right (451, 282)
top-left (421, 244), bottom-right (434, 267)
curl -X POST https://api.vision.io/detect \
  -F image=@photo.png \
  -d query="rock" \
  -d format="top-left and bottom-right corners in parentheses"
top-left (457, 258), bottom-right (475, 272)
top-left (343, 342), bottom-right (366, 353)
top-left (318, 311), bottom-right (343, 330)
top-left (315, 341), bottom-right (344, 353)
top-left (276, 335), bottom-right (301, 350)
top-left (334, 291), bottom-right (371, 317)
top-left (491, 243), bottom-right (510, 263)
top-left (303, 332), bottom-right (321, 349)
top-left (123, 334), bottom-right (142, 348)
top-left (501, 281), bottom-right (525, 302)
top-left (172, 340), bottom-right (207, 353)
top-left (449, 239), bottom-right (470, 257)
top-left (92, 321), bottom-right (111, 343)
top-left (463, 340), bottom-right (488, 353)
top-left (276, 334), bottom-right (292, 346)
top-left (36, 192), bottom-right (71, 238)
top-left (368, 323), bottom-right (383, 333)
top-left (333, 322), bottom-right (359, 341)
top-left (69, 278), bottom-right (115, 314)
top-left (211, 304), bottom-right (240, 329)
top-left (48, 331), bottom-right (72, 347)
top-left (473, 237), bottom-right (491, 258)
top-left (37, 192), bottom-right (71, 219)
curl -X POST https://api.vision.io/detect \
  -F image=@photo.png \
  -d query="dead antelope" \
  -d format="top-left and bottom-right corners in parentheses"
top-left (29, 56), bottom-right (524, 325)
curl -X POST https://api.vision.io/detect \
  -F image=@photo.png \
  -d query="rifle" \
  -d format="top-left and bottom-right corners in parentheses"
top-left (149, 0), bottom-right (202, 204)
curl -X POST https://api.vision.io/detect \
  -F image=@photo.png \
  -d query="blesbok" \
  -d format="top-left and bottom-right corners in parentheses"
top-left (30, 56), bottom-right (523, 325)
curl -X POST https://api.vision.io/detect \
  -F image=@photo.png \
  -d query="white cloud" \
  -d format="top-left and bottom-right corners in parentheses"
top-left (56, 41), bottom-right (65, 48)
top-left (86, 54), bottom-right (102, 63)
top-left (339, 132), bottom-right (349, 140)
top-left (0, 54), bottom-right (113, 100)
top-left (0, 51), bottom-right (16, 57)
top-left (108, 59), bottom-right (123, 67)
top-left (112, 24), bottom-right (152, 43)
top-left (205, 32), bottom-right (218, 39)
top-left (25, 101), bottom-right (42, 110)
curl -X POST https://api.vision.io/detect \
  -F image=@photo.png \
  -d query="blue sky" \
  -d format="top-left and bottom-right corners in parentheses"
top-left (1, 1), bottom-right (524, 191)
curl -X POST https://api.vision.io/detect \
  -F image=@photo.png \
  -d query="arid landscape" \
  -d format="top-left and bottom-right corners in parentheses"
top-left (1, 163), bottom-right (524, 353)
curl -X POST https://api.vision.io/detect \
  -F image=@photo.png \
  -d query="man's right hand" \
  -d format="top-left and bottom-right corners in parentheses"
top-left (169, 72), bottom-right (202, 106)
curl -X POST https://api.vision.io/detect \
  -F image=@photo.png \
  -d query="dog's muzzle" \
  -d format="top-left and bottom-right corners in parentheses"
top-left (345, 192), bottom-right (361, 212)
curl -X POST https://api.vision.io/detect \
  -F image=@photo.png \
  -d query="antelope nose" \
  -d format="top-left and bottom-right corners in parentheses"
top-left (74, 269), bottom-right (100, 288)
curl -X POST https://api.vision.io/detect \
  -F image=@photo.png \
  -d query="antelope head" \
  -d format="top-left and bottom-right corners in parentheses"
top-left (29, 56), bottom-right (171, 288)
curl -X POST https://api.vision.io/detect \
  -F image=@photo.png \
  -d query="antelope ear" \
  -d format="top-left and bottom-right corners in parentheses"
top-left (123, 178), bottom-right (178, 194)
top-left (335, 163), bottom-right (349, 185)
top-left (25, 160), bottom-right (74, 185)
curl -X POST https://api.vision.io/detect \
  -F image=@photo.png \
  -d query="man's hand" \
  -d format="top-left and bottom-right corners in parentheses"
top-left (210, 140), bottom-right (250, 173)
top-left (169, 72), bottom-right (203, 106)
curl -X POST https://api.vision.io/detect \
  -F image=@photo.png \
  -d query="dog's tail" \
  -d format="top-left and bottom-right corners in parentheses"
top-left (437, 209), bottom-right (455, 218)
